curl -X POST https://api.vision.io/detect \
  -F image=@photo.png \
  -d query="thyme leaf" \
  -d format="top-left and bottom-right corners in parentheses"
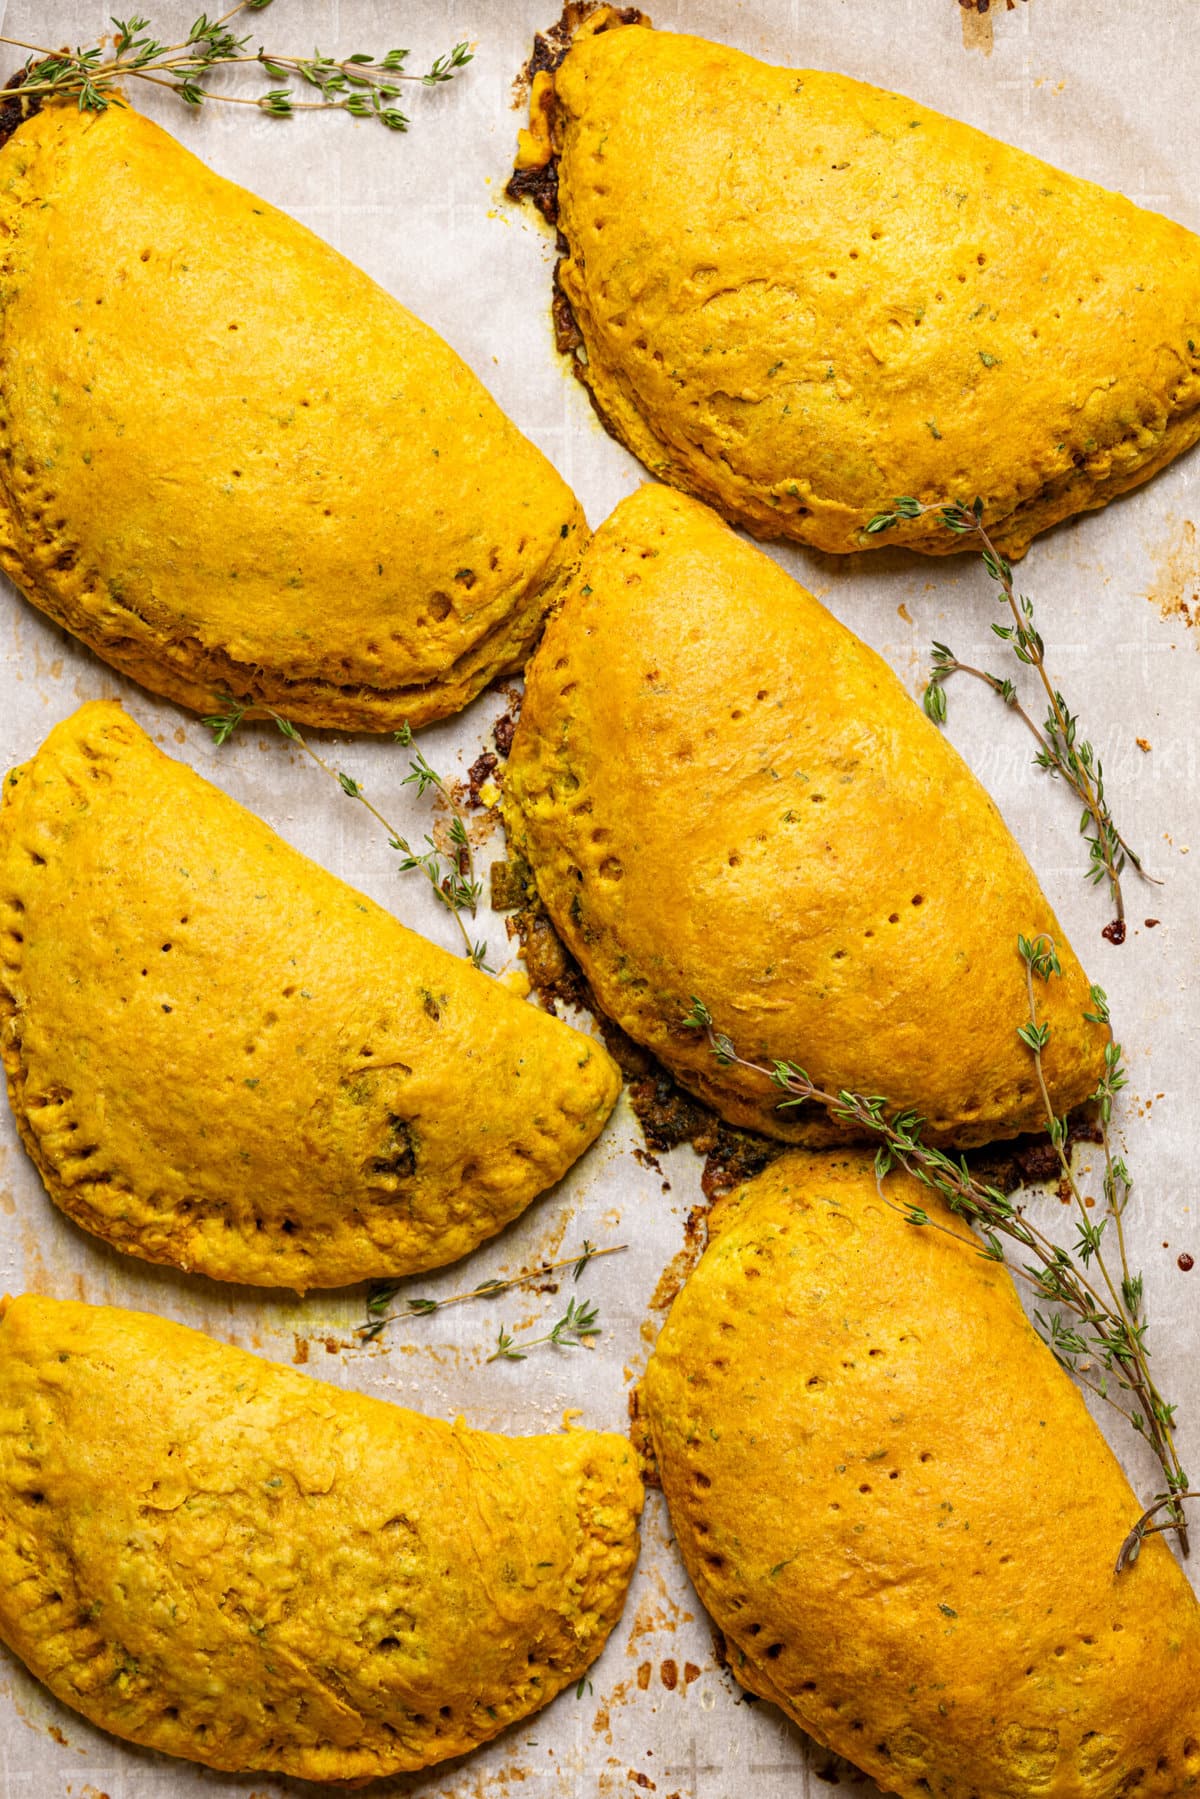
top-left (3, 4), bottom-right (472, 130)
top-left (487, 1296), bottom-right (602, 1364)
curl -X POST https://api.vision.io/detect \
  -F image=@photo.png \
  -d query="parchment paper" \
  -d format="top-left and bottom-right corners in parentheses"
top-left (1, 3), bottom-right (1199, 1794)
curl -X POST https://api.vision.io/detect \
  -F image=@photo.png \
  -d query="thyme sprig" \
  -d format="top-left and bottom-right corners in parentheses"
top-left (3, 4), bottom-right (471, 130)
top-left (866, 496), bottom-right (1152, 940)
top-left (357, 1241), bottom-right (626, 1343)
top-left (203, 696), bottom-right (488, 968)
top-left (686, 933), bottom-right (1191, 1565)
top-left (488, 1295), bottom-right (602, 1364)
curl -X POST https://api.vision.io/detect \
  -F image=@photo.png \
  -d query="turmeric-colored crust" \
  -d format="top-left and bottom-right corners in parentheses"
top-left (504, 486), bottom-right (1106, 1148)
top-left (542, 19), bottom-right (1200, 559)
top-left (0, 1294), bottom-right (643, 1781)
top-left (642, 1152), bottom-right (1200, 1797)
top-left (0, 702), bottom-right (620, 1290)
top-left (0, 103), bottom-right (586, 730)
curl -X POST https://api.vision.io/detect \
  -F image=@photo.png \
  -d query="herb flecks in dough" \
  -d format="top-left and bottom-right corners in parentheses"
top-left (532, 23), bottom-right (1200, 559)
top-left (205, 697), bottom-right (488, 968)
top-left (641, 1150), bottom-right (1200, 1792)
top-left (2, 702), bottom-right (623, 1289)
top-left (869, 496), bottom-right (1151, 937)
top-left (0, 1295), bottom-right (643, 1780)
top-left (504, 485), bottom-right (1107, 1150)
top-left (2, 4), bottom-right (472, 132)
top-left (687, 932), bottom-right (1191, 1561)
top-left (358, 1240), bottom-right (627, 1343)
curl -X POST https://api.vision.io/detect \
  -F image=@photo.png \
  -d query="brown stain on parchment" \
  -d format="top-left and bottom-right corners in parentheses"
top-left (1147, 518), bottom-right (1200, 627)
top-left (592, 1674), bottom-right (635, 1742)
top-left (960, 4), bottom-right (994, 53)
top-left (448, 1761), bottom-right (530, 1796)
top-left (592, 1651), bottom-right (703, 1742)
top-left (522, 1199), bottom-right (572, 1279)
top-left (637, 1203), bottom-right (713, 1353)
top-left (959, 0), bottom-right (1027, 55)
top-left (18, 1218), bottom-right (53, 1294)
top-left (637, 1198), bottom-right (712, 1343)
top-left (647, 1204), bottom-right (709, 1316)
top-left (625, 1563), bottom-right (694, 1648)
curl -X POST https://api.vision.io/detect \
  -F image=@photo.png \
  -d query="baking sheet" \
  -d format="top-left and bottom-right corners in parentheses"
top-left (2, 1), bottom-right (1199, 1793)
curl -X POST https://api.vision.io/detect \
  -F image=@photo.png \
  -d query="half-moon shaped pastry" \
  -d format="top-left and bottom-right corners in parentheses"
top-left (642, 1151), bottom-right (1200, 1796)
top-left (0, 101), bottom-right (585, 730)
top-left (0, 702), bottom-right (620, 1289)
top-left (503, 485), bottom-right (1107, 1147)
top-left (519, 13), bottom-right (1200, 559)
top-left (0, 1294), bottom-right (643, 1781)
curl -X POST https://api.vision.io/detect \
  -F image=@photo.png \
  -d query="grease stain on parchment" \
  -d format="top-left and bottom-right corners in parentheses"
top-left (625, 1563), bottom-right (695, 1648)
top-left (959, 0), bottom-right (1027, 55)
top-left (18, 1217), bottom-right (54, 1295)
top-left (647, 1204), bottom-right (709, 1317)
top-left (1146, 517), bottom-right (1200, 628)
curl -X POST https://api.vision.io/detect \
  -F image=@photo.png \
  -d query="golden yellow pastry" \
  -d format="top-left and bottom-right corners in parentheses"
top-left (521, 13), bottom-right (1200, 559)
top-left (642, 1151), bottom-right (1200, 1796)
top-left (504, 485), bottom-right (1107, 1148)
top-left (0, 102), bottom-right (585, 730)
top-left (0, 701), bottom-right (620, 1289)
top-left (0, 1293), bottom-right (643, 1780)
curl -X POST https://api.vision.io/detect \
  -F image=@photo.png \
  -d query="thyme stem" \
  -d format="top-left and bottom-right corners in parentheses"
top-left (931, 658), bottom-right (1056, 759)
top-left (1118, 1491), bottom-right (1200, 1573)
top-left (202, 696), bottom-right (488, 968)
top-left (288, 722), bottom-right (480, 959)
top-left (868, 496), bottom-right (1154, 937)
top-left (1020, 957), bottom-right (1189, 1539)
top-left (357, 1242), bottom-right (627, 1342)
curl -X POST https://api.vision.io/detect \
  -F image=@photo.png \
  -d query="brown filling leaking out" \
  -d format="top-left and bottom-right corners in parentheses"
top-left (510, 3), bottom-right (647, 108)
top-left (520, 6), bottom-right (859, 487)
top-left (506, 158), bottom-right (562, 228)
top-left (552, 265), bottom-right (585, 353)
top-left (506, 6), bottom-right (647, 234)
top-left (0, 62), bottom-right (45, 151)
top-left (507, 8), bottom-right (651, 454)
